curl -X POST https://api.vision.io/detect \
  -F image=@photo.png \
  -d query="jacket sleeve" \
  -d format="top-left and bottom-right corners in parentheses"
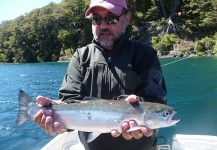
top-left (58, 49), bottom-right (84, 103)
top-left (134, 45), bottom-right (167, 104)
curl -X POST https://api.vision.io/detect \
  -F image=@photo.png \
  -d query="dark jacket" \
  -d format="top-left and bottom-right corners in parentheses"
top-left (58, 33), bottom-right (167, 150)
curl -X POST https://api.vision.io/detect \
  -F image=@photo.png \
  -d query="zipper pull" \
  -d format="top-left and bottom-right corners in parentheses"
top-left (108, 57), bottom-right (111, 63)
top-left (107, 57), bottom-right (111, 67)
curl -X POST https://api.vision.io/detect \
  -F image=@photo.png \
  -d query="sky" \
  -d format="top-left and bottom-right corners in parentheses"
top-left (0, 0), bottom-right (62, 23)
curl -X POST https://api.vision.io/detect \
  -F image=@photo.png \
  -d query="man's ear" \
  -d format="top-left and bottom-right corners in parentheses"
top-left (125, 12), bottom-right (132, 25)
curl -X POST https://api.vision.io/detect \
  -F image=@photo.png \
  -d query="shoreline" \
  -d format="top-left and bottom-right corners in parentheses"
top-left (1, 55), bottom-right (217, 64)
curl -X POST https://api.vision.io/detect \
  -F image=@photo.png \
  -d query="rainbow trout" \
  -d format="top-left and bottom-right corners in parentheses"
top-left (16, 90), bottom-right (179, 142)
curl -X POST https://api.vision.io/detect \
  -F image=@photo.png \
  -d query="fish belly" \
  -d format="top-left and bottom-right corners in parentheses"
top-left (52, 109), bottom-right (125, 133)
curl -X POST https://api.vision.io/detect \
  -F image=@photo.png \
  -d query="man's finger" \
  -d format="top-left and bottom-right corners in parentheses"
top-left (54, 122), bottom-right (67, 134)
top-left (36, 96), bottom-right (52, 106)
top-left (141, 128), bottom-right (153, 137)
top-left (45, 116), bottom-right (55, 135)
top-left (125, 95), bottom-right (138, 103)
top-left (121, 122), bottom-right (132, 140)
top-left (39, 114), bottom-right (47, 129)
top-left (34, 110), bottom-right (43, 125)
top-left (129, 121), bottom-right (143, 139)
top-left (111, 129), bottom-right (121, 138)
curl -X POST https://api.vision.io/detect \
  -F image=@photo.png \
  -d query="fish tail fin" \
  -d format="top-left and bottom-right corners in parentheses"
top-left (16, 90), bottom-right (34, 125)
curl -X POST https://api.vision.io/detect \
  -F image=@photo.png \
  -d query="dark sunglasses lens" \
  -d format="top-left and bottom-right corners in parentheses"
top-left (91, 16), bottom-right (101, 25)
top-left (90, 15), bottom-right (120, 25)
top-left (105, 16), bottom-right (119, 24)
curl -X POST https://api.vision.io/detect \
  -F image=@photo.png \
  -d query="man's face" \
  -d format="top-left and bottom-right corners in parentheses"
top-left (91, 7), bottom-right (131, 50)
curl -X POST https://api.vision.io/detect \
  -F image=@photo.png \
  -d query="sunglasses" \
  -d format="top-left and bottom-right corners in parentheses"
top-left (89, 10), bottom-right (127, 25)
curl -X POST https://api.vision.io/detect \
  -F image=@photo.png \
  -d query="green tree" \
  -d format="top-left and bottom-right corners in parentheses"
top-left (194, 36), bottom-right (216, 55)
top-left (183, 0), bottom-right (217, 34)
top-left (1, 0), bottom-right (217, 62)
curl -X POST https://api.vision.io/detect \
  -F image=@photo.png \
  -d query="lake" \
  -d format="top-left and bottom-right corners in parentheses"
top-left (0, 57), bottom-right (217, 149)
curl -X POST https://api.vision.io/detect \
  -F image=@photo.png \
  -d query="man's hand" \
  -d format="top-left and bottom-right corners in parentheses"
top-left (33, 96), bottom-right (67, 135)
top-left (111, 95), bottom-right (153, 140)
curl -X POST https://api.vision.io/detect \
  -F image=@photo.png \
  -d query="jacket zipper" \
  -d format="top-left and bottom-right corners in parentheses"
top-left (107, 56), bottom-right (112, 98)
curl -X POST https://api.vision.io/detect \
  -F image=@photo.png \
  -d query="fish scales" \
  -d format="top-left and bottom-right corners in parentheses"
top-left (16, 90), bottom-right (179, 139)
top-left (51, 100), bottom-right (146, 133)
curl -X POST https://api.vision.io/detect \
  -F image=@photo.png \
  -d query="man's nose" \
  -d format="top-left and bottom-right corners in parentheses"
top-left (100, 19), bottom-right (109, 29)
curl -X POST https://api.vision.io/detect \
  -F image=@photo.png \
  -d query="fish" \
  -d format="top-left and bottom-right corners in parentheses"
top-left (16, 90), bottom-right (179, 142)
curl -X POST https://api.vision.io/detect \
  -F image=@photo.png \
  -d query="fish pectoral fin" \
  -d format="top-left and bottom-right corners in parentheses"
top-left (126, 126), bottom-right (144, 132)
top-left (87, 132), bottom-right (101, 143)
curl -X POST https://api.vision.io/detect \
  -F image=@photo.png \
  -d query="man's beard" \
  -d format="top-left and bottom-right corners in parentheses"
top-left (98, 28), bottom-right (115, 50)
top-left (93, 19), bottom-right (127, 50)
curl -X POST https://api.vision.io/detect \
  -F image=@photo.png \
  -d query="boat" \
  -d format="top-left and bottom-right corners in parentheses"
top-left (172, 134), bottom-right (217, 150)
top-left (41, 132), bottom-right (217, 150)
top-left (41, 130), bottom-right (84, 150)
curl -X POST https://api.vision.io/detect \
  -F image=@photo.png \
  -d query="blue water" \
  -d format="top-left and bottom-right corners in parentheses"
top-left (159, 57), bottom-right (217, 145)
top-left (0, 63), bottom-right (68, 149)
top-left (0, 57), bottom-right (217, 149)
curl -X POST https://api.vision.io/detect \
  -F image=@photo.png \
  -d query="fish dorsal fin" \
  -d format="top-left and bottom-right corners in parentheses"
top-left (87, 132), bottom-right (101, 143)
top-left (131, 101), bottom-right (144, 113)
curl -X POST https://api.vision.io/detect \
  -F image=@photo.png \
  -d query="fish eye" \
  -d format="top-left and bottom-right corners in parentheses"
top-left (163, 110), bottom-right (171, 117)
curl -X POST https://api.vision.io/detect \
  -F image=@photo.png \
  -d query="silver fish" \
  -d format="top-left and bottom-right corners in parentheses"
top-left (16, 90), bottom-right (179, 142)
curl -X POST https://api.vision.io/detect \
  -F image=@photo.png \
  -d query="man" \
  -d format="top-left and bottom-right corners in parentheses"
top-left (34, 0), bottom-right (167, 149)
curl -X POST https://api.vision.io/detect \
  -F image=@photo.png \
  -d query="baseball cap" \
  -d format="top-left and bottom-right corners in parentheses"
top-left (85, 0), bottom-right (128, 16)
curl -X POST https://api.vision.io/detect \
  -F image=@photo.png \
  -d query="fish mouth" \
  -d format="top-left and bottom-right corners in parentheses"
top-left (167, 110), bottom-right (180, 124)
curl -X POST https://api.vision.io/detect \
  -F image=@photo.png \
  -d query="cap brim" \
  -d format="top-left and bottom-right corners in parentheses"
top-left (85, 3), bottom-right (123, 16)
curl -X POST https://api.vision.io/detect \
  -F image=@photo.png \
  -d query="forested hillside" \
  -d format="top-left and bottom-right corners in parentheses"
top-left (0, 0), bottom-right (217, 63)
